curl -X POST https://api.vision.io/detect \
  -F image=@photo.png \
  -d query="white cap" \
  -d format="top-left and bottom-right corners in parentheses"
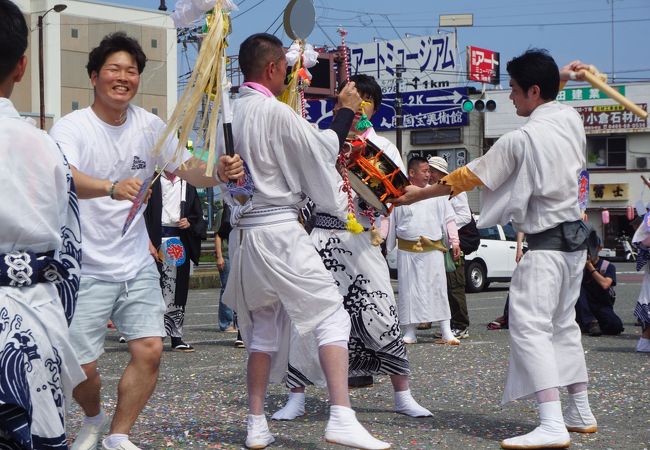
top-left (427, 156), bottom-right (449, 175)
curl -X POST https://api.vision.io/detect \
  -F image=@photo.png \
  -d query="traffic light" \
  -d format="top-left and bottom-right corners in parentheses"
top-left (461, 98), bottom-right (496, 112)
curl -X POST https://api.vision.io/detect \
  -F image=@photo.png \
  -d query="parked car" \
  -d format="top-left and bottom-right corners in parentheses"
top-left (464, 221), bottom-right (524, 293)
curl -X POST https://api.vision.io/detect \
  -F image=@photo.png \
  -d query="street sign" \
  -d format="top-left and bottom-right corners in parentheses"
top-left (305, 87), bottom-right (469, 131)
top-left (348, 34), bottom-right (461, 94)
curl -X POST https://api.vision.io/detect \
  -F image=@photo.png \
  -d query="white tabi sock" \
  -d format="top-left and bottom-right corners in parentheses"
top-left (245, 414), bottom-right (275, 449)
top-left (83, 410), bottom-right (107, 426)
top-left (439, 319), bottom-right (455, 341)
top-left (102, 434), bottom-right (128, 449)
top-left (394, 389), bottom-right (432, 417)
top-left (325, 405), bottom-right (391, 450)
top-left (501, 401), bottom-right (570, 449)
top-left (271, 392), bottom-right (305, 420)
top-left (564, 391), bottom-right (597, 432)
top-left (402, 324), bottom-right (417, 343)
top-left (636, 337), bottom-right (650, 352)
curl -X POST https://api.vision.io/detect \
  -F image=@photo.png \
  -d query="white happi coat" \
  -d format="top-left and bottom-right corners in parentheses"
top-left (220, 87), bottom-right (347, 381)
top-left (0, 98), bottom-right (85, 448)
top-left (468, 101), bottom-right (588, 403)
top-left (389, 196), bottom-right (456, 325)
top-left (286, 129), bottom-right (408, 387)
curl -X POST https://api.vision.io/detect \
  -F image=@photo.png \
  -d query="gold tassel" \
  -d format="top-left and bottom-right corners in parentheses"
top-left (278, 41), bottom-right (303, 114)
top-left (370, 226), bottom-right (384, 246)
top-left (413, 237), bottom-right (424, 252)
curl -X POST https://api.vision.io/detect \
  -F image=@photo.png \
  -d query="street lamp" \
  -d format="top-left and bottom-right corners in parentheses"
top-left (38, 3), bottom-right (67, 129)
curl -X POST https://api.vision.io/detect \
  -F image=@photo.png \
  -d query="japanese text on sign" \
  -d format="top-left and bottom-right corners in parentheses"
top-left (305, 87), bottom-right (469, 131)
top-left (348, 34), bottom-right (460, 94)
top-left (590, 183), bottom-right (628, 201)
top-left (557, 85), bottom-right (625, 102)
top-left (466, 45), bottom-right (500, 84)
top-left (575, 104), bottom-right (647, 132)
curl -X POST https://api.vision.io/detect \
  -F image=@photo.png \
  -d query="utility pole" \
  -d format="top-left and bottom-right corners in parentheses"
top-left (394, 64), bottom-right (405, 155)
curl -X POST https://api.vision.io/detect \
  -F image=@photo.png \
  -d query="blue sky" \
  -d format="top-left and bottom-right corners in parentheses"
top-left (110, 0), bottom-right (650, 86)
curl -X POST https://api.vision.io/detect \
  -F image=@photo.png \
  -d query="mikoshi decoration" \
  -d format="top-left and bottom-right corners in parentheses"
top-left (335, 27), bottom-right (384, 242)
top-left (280, 41), bottom-right (319, 117)
top-left (355, 100), bottom-right (373, 132)
top-left (151, 0), bottom-right (237, 178)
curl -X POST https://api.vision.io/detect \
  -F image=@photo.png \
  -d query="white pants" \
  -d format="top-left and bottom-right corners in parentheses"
top-left (397, 249), bottom-right (450, 324)
top-left (503, 249), bottom-right (588, 403)
top-left (249, 301), bottom-right (350, 353)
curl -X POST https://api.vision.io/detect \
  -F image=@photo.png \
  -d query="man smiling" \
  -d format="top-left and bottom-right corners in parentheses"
top-left (50, 32), bottom-right (242, 450)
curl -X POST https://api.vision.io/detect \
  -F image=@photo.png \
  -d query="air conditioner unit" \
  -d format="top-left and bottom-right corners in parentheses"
top-left (636, 157), bottom-right (647, 169)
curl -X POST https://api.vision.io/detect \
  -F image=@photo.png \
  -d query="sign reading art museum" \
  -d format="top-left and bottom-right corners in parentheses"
top-left (466, 45), bottom-right (500, 84)
top-left (348, 34), bottom-right (460, 94)
top-left (575, 104), bottom-right (648, 132)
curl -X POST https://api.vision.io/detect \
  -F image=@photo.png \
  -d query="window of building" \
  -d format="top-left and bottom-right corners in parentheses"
top-left (151, 39), bottom-right (158, 49)
top-left (152, 107), bottom-right (158, 116)
top-left (410, 128), bottom-right (462, 145)
top-left (71, 101), bottom-right (79, 110)
top-left (586, 136), bottom-right (626, 169)
top-left (71, 28), bottom-right (78, 38)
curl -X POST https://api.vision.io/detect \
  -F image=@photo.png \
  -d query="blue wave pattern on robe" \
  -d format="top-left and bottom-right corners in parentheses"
top-left (0, 147), bottom-right (81, 449)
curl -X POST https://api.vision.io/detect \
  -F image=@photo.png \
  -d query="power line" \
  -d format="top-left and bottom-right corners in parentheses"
top-left (265, 9), bottom-right (284, 33)
top-left (232, 0), bottom-right (269, 20)
top-left (317, 17), bottom-right (650, 29)
top-left (315, 22), bottom-right (337, 47)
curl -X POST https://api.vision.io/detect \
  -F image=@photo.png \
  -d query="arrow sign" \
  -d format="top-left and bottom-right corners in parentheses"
top-left (306, 87), bottom-right (469, 131)
top-left (425, 90), bottom-right (464, 104)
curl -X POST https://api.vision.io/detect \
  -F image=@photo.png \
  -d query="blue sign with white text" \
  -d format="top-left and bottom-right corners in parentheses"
top-left (305, 87), bottom-right (469, 131)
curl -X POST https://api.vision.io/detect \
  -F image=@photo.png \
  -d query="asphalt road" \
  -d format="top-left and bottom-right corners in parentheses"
top-left (67, 262), bottom-right (649, 449)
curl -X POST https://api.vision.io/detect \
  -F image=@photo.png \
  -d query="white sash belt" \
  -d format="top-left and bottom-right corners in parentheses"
top-left (235, 206), bottom-right (298, 229)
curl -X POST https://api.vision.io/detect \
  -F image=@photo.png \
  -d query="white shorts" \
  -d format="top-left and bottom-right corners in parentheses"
top-left (249, 302), bottom-right (350, 353)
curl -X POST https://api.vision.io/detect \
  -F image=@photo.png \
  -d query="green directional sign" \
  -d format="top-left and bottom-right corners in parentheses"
top-left (557, 85), bottom-right (625, 102)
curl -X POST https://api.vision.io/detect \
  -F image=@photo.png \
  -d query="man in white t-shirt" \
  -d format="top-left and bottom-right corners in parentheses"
top-left (50, 32), bottom-right (242, 450)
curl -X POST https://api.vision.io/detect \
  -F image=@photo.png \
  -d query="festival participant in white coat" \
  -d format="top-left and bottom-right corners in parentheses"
top-left (392, 50), bottom-right (598, 449)
top-left (0, 1), bottom-right (85, 447)
top-left (272, 74), bottom-right (432, 422)
top-left (388, 156), bottom-right (460, 345)
top-left (219, 33), bottom-right (390, 450)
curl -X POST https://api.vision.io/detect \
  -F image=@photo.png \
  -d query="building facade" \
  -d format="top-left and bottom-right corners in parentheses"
top-left (13, 0), bottom-right (176, 129)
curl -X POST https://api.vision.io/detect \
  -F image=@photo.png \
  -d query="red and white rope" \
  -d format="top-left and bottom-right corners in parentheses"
top-left (337, 27), bottom-right (350, 83)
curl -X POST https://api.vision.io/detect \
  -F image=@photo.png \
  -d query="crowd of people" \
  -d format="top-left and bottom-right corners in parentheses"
top-left (0, 1), bottom-right (648, 449)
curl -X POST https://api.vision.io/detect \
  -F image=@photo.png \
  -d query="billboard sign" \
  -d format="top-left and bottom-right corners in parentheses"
top-left (348, 34), bottom-right (461, 94)
top-left (467, 45), bottom-right (500, 84)
top-left (575, 103), bottom-right (648, 133)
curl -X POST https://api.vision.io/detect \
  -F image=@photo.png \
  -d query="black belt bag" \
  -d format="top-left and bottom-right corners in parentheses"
top-left (526, 220), bottom-right (593, 252)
